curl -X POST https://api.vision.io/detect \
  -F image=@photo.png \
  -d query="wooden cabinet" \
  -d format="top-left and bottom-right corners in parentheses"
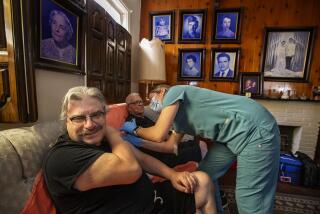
top-left (87, 0), bottom-right (131, 104)
top-left (0, 0), bottom-right (37, 123)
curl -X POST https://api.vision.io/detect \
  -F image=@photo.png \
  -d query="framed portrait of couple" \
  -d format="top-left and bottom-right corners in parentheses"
top-left (210, 48), bottom-right (240, 82)
top-left (261, 27), bottom-right (315, 82)
top-left (212, 8), bottom-right (242, 43)
top-left (35, 0), bottom-right (85, 74)
top-left (149, 11), bottom-right (175, 43)
top-left (240, 72), bottom-right (263, 97)
top-left (178, 49), bottom-right (205, 81)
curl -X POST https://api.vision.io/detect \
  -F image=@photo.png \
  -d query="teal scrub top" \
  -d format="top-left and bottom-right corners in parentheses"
top-left (162, 85), bottom-right (277, 154)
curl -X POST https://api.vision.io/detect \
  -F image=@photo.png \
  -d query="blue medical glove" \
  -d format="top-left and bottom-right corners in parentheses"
top-left (122, 134), bottom-right (142, 147)
top-left (121, 119), bottom-right (137, 134)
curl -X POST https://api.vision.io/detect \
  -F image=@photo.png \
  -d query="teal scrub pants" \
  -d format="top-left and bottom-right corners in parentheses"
top-left (199, 125), bottom-right (280, 214)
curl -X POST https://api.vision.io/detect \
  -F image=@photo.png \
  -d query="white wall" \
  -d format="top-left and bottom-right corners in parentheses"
top-left (36, 69), bottom-right (85, 122)
top-left (123, 0), bottom-right (141, 92)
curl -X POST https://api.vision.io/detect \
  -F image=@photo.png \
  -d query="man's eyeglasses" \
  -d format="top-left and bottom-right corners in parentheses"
top-left (128, 100), bottom-right (144, 105)
top-left (68, 110), bottom-right (106, 125)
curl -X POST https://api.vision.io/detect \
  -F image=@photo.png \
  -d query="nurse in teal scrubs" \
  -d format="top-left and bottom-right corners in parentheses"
top-left (122, 85), bottom-right (280, 214)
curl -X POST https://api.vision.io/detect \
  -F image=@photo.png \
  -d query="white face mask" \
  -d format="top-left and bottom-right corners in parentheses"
top-left (149, 96), bottom-right (163, 112)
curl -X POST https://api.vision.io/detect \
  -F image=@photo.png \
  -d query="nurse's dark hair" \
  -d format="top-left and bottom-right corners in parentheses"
top-left (150, 84), bottom-right (170, 94)
top-left (60, 86), bottom-right (107, 121)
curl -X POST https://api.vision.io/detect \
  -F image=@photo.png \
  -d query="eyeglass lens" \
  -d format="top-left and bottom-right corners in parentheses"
top-left (69, 111), bottom-right (105, 124)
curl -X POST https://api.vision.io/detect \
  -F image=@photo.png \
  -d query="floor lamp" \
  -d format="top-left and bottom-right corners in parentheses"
top-left (139, 38), bottom-right (166, 101)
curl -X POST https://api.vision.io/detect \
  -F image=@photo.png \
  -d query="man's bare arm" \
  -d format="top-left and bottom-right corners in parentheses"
top-left (140, 132), bottom-right (184, 154)
top-left (74, 126), bottom-right (142, 191)
top-left (130, 144), bottom-right (198, 194)
top-left (136, 102), bottom-right (180, 142)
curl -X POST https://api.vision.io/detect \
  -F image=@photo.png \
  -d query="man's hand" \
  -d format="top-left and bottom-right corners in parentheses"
top-left (122, 134), bottom-right (142, 147)
top-left (169, 171), bottom-right (199, 194)
top-left (121, 119), bottom-right (138, 135)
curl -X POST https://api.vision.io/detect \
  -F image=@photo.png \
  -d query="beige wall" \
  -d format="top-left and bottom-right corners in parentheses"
top-left (35, 69), bottom-right (85, 122)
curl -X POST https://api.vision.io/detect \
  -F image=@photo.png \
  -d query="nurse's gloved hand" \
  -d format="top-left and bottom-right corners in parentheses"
top-left (122, 134), bottom-right (142, 147)
top-left (121, 119), bottom-right (138, 135)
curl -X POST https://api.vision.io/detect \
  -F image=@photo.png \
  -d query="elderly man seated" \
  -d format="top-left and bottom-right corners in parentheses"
top-left (123, 93), bottom-right (204, 168)
top-left (43, 86), bottom-right (216, 214)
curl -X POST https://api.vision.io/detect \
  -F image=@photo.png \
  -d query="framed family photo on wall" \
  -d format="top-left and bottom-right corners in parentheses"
top-left (149, 11), bottom-right (175, 43)
top-left (212, 8), bottom-right (241, 43)
top-left (240, 72), bottom-right (263, 97)
top-left (35, 0), bottom-right (85, 74)
top-left (178, 49), bottom-right (205, 81)
top-left (179, 9), bottom-right (207, 43)
top-left (210, 48), bottom-right (239, 81)
top-left (261, 27), bottom-right (315, 82)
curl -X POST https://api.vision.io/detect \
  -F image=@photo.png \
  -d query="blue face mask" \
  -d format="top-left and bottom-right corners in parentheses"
top-left (149, 96), bottom-right (163, 112)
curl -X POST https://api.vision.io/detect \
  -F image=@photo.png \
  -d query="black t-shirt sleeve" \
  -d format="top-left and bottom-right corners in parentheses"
top-left (44, 142), bottom-right (104, 194)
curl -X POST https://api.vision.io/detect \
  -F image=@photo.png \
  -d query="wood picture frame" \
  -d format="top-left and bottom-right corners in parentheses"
top-left (149, 11), bottom-right (175, 43)
top-left (210, 48), bottom-right (240, 82)
top-left (34, 0), bottom-right (85, 75)
top-left (261, 27), bottom-right (315, 82)
top-left (212, 8), bottom-right (241, 43)
top-left (240, 72), bottom-right (263, 97)
top-left (178, 48), bottom-right (205, 81)
top-left (178, 9), bottom-right (207, 44)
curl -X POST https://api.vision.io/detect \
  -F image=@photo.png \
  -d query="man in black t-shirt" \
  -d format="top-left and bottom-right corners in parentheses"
top-left (43, 86), bottom-right (216, 214)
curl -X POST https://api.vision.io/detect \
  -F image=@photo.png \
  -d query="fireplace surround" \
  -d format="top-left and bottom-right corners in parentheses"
top-left (256, 100), bottom-right (320, 159)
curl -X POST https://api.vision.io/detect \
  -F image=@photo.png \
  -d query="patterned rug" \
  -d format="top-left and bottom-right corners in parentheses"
top-left (221, 186), bottom-right (320, 214)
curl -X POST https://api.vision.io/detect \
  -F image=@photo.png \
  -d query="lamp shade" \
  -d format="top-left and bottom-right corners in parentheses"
top-left (139, 38), bottom-right (166, 82)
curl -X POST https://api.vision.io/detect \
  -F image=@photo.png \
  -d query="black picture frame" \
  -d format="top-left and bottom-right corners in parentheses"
top-left (178, 9), bottom-right (207, 44)
top-left (149, 11), bottom-right (175, 43)
top-left (240, 72), bottom-right (263, 97)
top-left (261, 27), bottom-right (315, 82)
top-left (0, 0), bottom-right (6, 48)
top-left (178, 48), bottom-right (205, 81)
top-left (212, 8), bottom-right (241, 43)
top-left (210, 48), bottom-right (240, 81)
top-left (34, 0), bottom-right (85, 75)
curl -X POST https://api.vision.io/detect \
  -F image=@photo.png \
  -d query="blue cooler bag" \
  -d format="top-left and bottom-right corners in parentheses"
top-left (279, 153), bottom-right (303, 185)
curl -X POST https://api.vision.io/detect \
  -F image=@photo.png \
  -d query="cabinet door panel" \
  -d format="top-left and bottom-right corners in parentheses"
top-left (87, 0), bottom-right (131, 104)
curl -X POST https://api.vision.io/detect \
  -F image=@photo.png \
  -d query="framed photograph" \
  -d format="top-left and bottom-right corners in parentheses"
top-left (0, 0), bottom-right (6, 48)
top-left (210, 48), bottom-right (240, 81)
top-left (178, 49), bottom-right (205, 81)
top-left (149, 11), bottom-right (175, 43)
top-left (240, 72), bottom-right (263, 97)
top-left (212, 8), bottom-right (241, 43)
top-left (35, 0), bottom-right (85, 74)
top-left (179, 9), bottom-right (207, 43)
top-left (261, 27), bottom-right (315, 82)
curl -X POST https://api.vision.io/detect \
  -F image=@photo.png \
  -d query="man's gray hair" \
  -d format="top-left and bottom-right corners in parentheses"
top-left (125, 92), bottom-right (141, 104)
top-left (60, 86), bottom-right (107, 121)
